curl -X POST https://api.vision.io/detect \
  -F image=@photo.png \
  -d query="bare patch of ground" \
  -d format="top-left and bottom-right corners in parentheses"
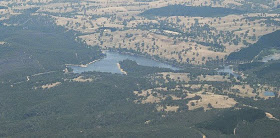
top-left (265, 112), bottom-right (280, 121)
top-left (41, 82), bottom-right (61, 89)
top-left (117, 63), bottom-right (127, 75)
top-left (73, 76), bottom-right (93, 82)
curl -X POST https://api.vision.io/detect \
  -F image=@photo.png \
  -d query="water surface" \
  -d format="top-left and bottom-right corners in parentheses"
top-left (218, 65), bottom-right (239, 77)
top-left (69, 51), bottom-right (179, 74)
top-left (264, 91), bottom-right (275, 97)
top-left (262, 54), bottom-right (280, 62)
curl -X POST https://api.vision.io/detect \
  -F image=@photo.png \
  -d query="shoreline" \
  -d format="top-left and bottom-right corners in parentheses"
top-left (66, 50), bottom-right (180, 71)
top-left (65, 58), bottom-right (102, 68)
top-left (117, 63), bottom-right (127, 75)
top-left (65, 51), bottom-right (107, 68)
top-left (107, 49), bottom-right (180, 70)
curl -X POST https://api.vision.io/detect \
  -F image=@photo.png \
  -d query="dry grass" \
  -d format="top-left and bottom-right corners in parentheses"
top-left (10, 0), bottom-right (274, 65)
top-left (265, 112), bottom-right (280, 121)
top-left (187, 92), bottom-right (237, 111)
top-left (134, 86), bottom-right (237, 112)
top-left (198, 75), bottom-right (230, 82)
top-left (41, 82), bottom-right (61, 89)
top-left (156, 105), bottom-right (179, 112)
top-left (159, 72), bottom-right (190, 83)
top-left (225, 84), bottom-right (279, 99)
top-left (9, 0), bottom-right (276, 65)
top-left (73, 76), bottom-right (93, 82)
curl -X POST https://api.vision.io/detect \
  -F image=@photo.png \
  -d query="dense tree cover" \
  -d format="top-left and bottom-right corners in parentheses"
top-left (238, 62), bottom-right (265, 71)
top-left (197, 108), bottom-right (266, 134)
top-left (119, 59), bottom-right (173, 76)
top-left (0, 69), bottom-right (221, 137)
top-left (140, 5), bottom-right (244, 17)
top-left (227, 30), bottom-right (280, 61)
top-left (256, 62), bottom-right (280, 76)
top-left (235, 97), bottom-right (280, 118)
top-left (0, 72), bottom-right (155, 137)
top-left (236, 118), bottom-right (280, 138)
top-left (222, 96), bottom-right (280, 137)
top-left (0, 14), bottom-right (103, 81)
top-left (236, 60), bottom-right (280, 86)
top-left (254, 62), bottom-right (280, 85)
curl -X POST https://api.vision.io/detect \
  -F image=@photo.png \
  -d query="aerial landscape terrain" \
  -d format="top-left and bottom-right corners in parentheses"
top-left (0, 0), bottom-right (280, 137)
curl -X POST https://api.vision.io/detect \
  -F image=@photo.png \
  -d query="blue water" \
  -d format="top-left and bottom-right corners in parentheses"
top-left (218, 65), bottom-right (239, 77)
top-left (69, 51), bottom-right (179, 74)
top-left (264, 91), bottom-right (275, 96)
top-left (262, 54), bottom-right (280, 62)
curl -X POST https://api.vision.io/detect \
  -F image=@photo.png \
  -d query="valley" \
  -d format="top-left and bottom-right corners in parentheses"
top-left (0, 0), bottom-right (280, 137)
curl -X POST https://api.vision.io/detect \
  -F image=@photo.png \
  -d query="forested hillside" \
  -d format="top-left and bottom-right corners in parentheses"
top-left (0, 14), bottom-right (103, 82)
top-left (227, 30), bottom-right (280, 61)
top-left (140, 5), bottom-right (244, 17)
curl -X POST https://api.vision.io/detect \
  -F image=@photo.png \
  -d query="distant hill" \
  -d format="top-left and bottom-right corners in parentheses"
top-left (227, 30), bottom-right (280, 61)
top-left (140, 5), bottom-right (244, 17)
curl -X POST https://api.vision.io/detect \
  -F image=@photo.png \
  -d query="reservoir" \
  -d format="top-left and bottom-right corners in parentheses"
top-left (261, 54), bottom-right (280, 62)
top-left (264, 91), bottom-right (275, 97)
top-left (69, 51), bottom-right (179, 74)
